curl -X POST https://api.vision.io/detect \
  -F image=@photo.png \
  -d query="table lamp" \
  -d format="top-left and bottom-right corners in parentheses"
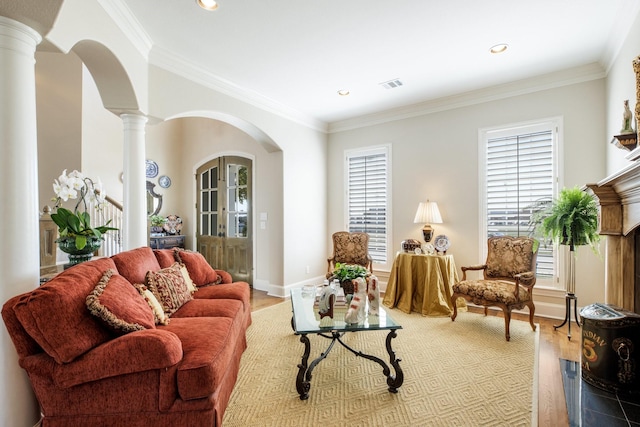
top-left (413, 201), bottom-right (442, 242)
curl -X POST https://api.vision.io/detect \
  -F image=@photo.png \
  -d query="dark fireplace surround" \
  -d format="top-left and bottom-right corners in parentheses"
top-left (587, 159), bottom-right (640, 314)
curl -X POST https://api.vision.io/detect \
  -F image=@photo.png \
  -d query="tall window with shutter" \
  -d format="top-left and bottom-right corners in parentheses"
top-left (345, 145), bottom-right (391, 269)
top-left (481, 119), bottom-right (561, 288)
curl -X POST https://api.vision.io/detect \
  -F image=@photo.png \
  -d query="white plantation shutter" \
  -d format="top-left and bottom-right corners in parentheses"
top-left (484, 122), bottom-right (558, 282)
top-left (346, 146), bottom-right (389, 265)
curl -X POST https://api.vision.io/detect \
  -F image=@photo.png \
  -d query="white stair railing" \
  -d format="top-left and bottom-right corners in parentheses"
top-left (92, 196), bottom-right (123, 257)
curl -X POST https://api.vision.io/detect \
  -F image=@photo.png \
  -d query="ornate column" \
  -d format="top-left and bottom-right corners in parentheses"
top-left (0, 16), bottom-right (42, 427)
top-left (121, 113), bottom-right (148, 250)
top-left (633, 55), bottom-right (640, 144)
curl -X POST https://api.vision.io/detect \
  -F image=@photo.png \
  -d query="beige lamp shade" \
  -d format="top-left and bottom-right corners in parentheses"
top-left (414, 201), bottom-right (443, 242)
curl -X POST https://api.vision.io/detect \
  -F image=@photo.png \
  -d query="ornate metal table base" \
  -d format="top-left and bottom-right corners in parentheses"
top-left (554, 292), bottom-right (581, 340)
top-left (295, 329), bottom-right (403, 400)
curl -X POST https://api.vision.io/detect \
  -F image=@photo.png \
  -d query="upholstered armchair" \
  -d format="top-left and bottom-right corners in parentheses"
top-left (327, 231), bottom-right (373, 276)
top-left (450, 236), bottom-right (538, 341)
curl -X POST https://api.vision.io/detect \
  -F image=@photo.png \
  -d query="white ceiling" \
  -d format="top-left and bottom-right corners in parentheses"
top-left (120, 0), bottom-right (640, 126)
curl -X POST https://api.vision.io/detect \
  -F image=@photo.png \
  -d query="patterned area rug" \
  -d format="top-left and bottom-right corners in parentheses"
top-left (223, 301), bottom-right (539, 427)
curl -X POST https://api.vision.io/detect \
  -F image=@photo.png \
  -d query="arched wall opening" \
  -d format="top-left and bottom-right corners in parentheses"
top-left (145, 114), bottom-right (284, 291)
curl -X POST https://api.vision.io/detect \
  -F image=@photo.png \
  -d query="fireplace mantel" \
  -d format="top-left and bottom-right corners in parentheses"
top-left (586, 158), bottom-right (640, 312)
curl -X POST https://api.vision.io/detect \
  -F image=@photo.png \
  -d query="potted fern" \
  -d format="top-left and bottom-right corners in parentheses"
top-left (535, 186), bottom-right (600, 253)
top-left (533, 186), bottom-right (600, 338)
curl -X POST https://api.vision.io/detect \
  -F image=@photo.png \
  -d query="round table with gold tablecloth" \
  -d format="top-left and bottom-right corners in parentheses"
top-left (383, 252), bottom-right (466, 316)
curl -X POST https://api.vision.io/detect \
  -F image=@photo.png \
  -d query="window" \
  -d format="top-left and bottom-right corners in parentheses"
top-left (480, 119), bottom-right (561, 288)
top-left (345, 145), bottom-right (391, 269)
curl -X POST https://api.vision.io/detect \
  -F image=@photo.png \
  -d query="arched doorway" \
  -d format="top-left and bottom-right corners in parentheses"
top-left (196, 155), bottom-right (253, 284)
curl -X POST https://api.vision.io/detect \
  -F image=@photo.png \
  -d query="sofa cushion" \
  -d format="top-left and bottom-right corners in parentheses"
top-left (172, 298), bottom-right (243, 320)
top-left (174, 249), bottom-right (220, 286)
top-left (12, 258), bottom-right (117, 364)
top-left (145, 263), bottom-right (193, 316)
top-left (86, 269), bottom-right (156, 333)
top-left (153, 249), bottom-right (176, 269)
top-left (134, 284), bottom-right (170, 325)
top-left (158, 317), bottom-right (237, 400)
top-left (172, 299), bottom-right (246, 348)
top-left (112, 246), bottom-right (161, 285)
top-left (194, 282), bottom-right (250, 308)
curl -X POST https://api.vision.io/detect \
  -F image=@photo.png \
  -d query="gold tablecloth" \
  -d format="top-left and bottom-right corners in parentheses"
top-left (383, 252), bottom-right (465, 316)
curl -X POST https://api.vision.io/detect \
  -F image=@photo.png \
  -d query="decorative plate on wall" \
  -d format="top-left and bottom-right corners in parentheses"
top-left (159, 175), bottom-right (172, 188)
top-left (145, 160), bottom-right (159, 178)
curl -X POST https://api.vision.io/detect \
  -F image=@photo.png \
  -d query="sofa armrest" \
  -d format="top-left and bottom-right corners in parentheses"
top-left (50, 329), bottom-right (183, 388)
top-left (214, 269), bottom-right (232, 284)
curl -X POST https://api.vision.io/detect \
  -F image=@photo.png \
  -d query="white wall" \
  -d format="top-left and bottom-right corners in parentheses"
top-left (328, 78), bottom-right (607, 315)
top-left (82, 65), bottom-right (125, 203)
top-left (606, 9), bottom-right (640, 176)
top-left (36, 51), bottom-right (82, 211)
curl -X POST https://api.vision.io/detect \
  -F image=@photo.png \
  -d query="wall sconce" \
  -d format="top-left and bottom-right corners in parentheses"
top-left (413, 200), bottom-right (442, 242)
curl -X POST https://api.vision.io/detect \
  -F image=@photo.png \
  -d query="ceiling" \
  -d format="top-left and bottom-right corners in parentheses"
top-left (121, 0), bottom-right (640, 126)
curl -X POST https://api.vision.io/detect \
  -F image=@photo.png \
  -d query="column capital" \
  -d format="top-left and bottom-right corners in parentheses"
top-left (0, 16), bottom-right (42, 52)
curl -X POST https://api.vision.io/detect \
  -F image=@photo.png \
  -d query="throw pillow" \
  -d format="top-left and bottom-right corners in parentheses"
top-left (86, 269), bottom-right (156, 334)
top-left (173, 249), bottom-right (220, 286)
top-left (180, 265), bottom-right (198, 294)
top-left (145, 262), bottom-right (193, 316)
top-left (133, 284), bottom-right (170, 325)
top-left (12, 257), bottom-right (116, 364)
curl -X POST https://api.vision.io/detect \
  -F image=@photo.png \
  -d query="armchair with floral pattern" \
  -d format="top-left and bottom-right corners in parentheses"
top-left (450, 236), bottom-right (538, 341)
top-left (326, 231), bottom-right (373, 277)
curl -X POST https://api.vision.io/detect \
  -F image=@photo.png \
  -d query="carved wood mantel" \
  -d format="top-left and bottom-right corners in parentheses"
top-left (586, 160), bottom-right (640, 312)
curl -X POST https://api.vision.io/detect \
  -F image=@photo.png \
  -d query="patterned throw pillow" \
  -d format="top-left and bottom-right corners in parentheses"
top-left (133, 284), bottom-right (170, 325)
top-left (145, 263), bottom-right (193, 316)
top-left (86, 269), bottom-right (156, 334)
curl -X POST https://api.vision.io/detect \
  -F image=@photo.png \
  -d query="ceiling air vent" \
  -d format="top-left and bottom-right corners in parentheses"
top-left (380, 79), bottom-right (403, 89)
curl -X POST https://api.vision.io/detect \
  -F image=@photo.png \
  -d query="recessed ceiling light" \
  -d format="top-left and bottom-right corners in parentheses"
top-left (337, 89), bottom-right (350, 96)
top-left (490, 44), bottom-right (508, 54)
top-left (197, 0), bottom-right (218, 11)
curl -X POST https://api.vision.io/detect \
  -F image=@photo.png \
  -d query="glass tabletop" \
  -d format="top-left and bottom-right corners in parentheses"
top-left (290, 287), bottom-right (402, 334)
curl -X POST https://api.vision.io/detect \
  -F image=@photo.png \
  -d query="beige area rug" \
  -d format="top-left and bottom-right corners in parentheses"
top-left (223, 302), bottom-right (539, 427)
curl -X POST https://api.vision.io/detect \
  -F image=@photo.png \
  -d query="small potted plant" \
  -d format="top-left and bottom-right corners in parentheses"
top-left (329, 262), bottom-right (369, 294)
top-left (149, 214), bottom-right (167, 235)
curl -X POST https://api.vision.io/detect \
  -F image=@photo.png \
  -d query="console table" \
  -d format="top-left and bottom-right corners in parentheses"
top-left (150, 235), bottom-right (185, 250)
top-left (382, 252), bottom-right (464, 316)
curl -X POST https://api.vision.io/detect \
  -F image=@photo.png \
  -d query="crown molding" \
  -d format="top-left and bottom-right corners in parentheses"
top-left (328, 63), bottom-right (607, 134)
top-left (101, 0), bottom-right (326, 133)
top-left (98, 0), bottom-right (153, 61)
top-left (148, 46), bottom-right (327, 133)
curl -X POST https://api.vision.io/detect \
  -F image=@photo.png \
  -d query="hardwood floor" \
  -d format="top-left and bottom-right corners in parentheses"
top-left (249, 288), bottom-right (579, 426)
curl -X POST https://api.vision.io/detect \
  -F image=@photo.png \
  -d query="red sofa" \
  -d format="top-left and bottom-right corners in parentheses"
top-left (2, 246), bottom-right (251, 427)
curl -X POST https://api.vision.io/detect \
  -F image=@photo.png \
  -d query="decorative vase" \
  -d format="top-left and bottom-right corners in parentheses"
top-left (57, 236), bottom-right (102, 267)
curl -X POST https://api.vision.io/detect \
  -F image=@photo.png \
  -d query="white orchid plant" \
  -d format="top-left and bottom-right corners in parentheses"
top-left (51, 169), bottom-right (118, 250)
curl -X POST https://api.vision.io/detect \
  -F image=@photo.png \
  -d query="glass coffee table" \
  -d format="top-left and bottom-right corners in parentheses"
top-left (290, 288), bottom-right (403, 400)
